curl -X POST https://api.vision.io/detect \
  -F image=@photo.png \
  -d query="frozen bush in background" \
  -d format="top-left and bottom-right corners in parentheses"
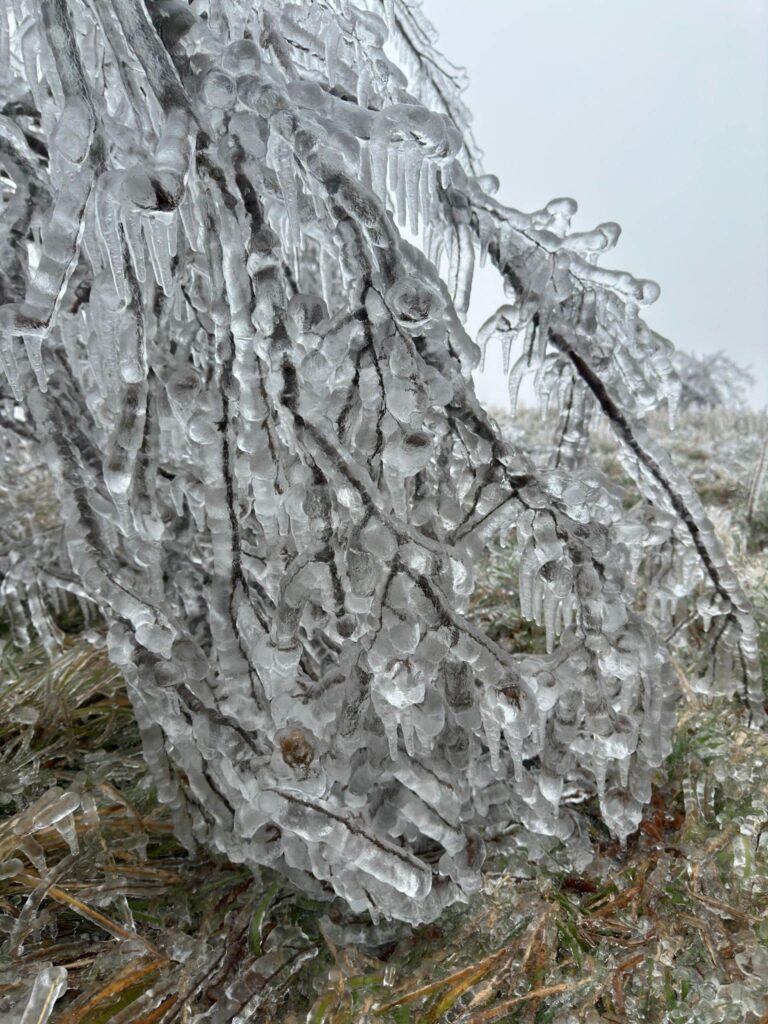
top-left (671, 349), bottom-right (755, 412)
top-left (0, 0), bottom-right (763, 923)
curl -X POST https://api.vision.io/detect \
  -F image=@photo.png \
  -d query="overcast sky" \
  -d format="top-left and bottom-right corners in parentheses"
top-left (420, 0), bottom-right (768, 410)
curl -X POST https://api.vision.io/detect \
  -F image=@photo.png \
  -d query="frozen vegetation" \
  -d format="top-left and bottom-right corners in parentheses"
top-left (0, 401), bottom-right (766, 1023)
top-left (0, 0), bottom-right (764, 967)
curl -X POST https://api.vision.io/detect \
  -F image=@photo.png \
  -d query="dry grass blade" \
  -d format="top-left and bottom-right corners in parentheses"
top-left (56, 957), bottom-right (168, 1024)
top-left (415, 958), bottom-right (512, 1024)
top-left (374, 945), bottom-right (516, 1015)
top-left (610, 953), bottom-right (644, 1017)
top-left (685, 887), bottom-right (762, 925)
top-left (15, 872), bottom-right (161, 955)
top-left (583, 882), bottom-right (644, 921)
top-left (465, 977), bottom-right (594, 1023)
top-left (130, 994), bottom-right (178, 1024)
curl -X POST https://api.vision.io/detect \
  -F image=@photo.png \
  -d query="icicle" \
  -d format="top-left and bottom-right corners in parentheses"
top-left (0, 4), bottom-right (9, 89)
top-left (143, 214), bottom-right (174, 296)
top-left (96, 178), bottom-right (128, 303)
top-left (542, 587), bottom-right (558, 653)
top-left (448, 223), bottom-right (473, 319)
top-left (103, 443), bottom-right (135, 529)
top-left (0, 334), bottom-right (23, 400)
top-left (357, 60), bottom-right (372, 110)
top-left (167, 211), bottom-right (178, 259)
top-left (53, 812), bottom-right (79, 855)
top-left (624, 300), bottom-right (637, 346)
top-left (23, 334), bottom-right (47, 391)
top-left (404, 146), bottom-right (422, 234)
top-left (177, 197), bottom-right (198, 254)
top-left (507, 352), bottom-right (529, 416)
top-left (274, 135), bottom-right (302, 250)
top-left (122, 208), bottom-right (146, 283)
top-left (391, 149), bottom-right (406, 226)
top-left (1, 575), bottom-right (30, 647)
top-left (368, 138), bottom-right (388, 203)
top-left (325, 20), bottom-right (341, 88)
top-left (537, 308), bottom-right (550, 361)
top-left (593, 751), bottom-right (607, 806)
top-left (420, 160), bottom-right (435, 242)
top-left (27, 581), bottom-right (61, 658)
top-left (17, 966), bottom-right (68, 1024)
top-left (518, 539), bottom-right (538, 620)
top-left (384, 713), bottom-right (399, 761)
top-left (503, 726), bottom-right (524, 782)
top-left (500, 330), bottom-right (515, 376)
top-left (400, 710), bottom-right (416, 757)
top-left (19, 17), bottom-right (45, 114)
top-left (19, 788), bottom-right (81, 833)
top-left (477, 323), bottom-right (493, 373)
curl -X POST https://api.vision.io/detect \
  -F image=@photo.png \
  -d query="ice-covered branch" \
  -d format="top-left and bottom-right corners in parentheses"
top-left (0, 0), bottom-right (762, 925)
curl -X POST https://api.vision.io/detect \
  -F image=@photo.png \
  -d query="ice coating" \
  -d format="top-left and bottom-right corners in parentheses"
top-left (15, 965), bottom-right (68, 1024)
top-left (0, 0), bottom-right (763, 925)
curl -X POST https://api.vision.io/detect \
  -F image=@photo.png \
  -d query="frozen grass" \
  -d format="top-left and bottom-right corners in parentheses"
top-left (1, 408), bottom-right (766, 1024)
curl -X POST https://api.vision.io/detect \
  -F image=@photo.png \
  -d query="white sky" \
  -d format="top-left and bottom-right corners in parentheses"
top-left (420, 0), bottom-right (768, 410)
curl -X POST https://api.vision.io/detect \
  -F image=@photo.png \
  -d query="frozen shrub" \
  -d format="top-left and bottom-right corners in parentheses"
top-left (671, 349), bottom-right (754, 412)
top-left (0, 0), bottom-right (762, 923)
